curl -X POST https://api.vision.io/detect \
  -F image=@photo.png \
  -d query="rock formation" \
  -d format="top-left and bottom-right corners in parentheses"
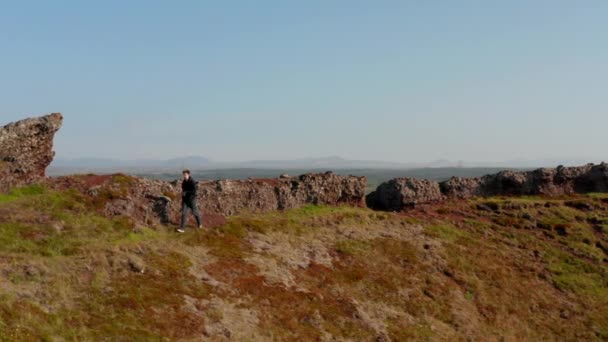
top-left (366, 178), bottom-right (444, 211)
top-left (48, 172), bottom-right (367, 226)
top-left (0, 113), bottom-right (63, 192)
top-left (3, 113), bottom-right (607, 221)
top-left (368, 163), bottom-right (608, 211)
top-left (132, 171), bottom-right (366, 225)
top-left (1, 113), bottom-right (366, 226)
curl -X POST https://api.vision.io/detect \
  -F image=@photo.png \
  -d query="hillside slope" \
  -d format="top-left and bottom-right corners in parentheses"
top-left (1, 184), bottom-right (607, 340)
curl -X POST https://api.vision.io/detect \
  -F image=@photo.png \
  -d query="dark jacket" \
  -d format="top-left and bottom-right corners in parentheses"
top-left (181, 178), bottom-right (197, 204)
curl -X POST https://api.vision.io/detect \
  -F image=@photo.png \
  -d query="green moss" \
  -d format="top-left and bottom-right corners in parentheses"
top-left (184, 228), bottom-right (248, 258)
top-left (389, 322), bottom-right (434, 341)
top-left (335, 239), bottom-right (371, 256)
top-left (400, 216), bottom-right (422, 225)
top-left (587, 193), bottom-right (608, 199)
top-left (111, 173), bottom-right (135, 186)
top-left (492, 216), bottom-right (524, 228)
top-left (225, 216), bottom-right (268, 235)
top-left (1, 189), bottom-right (608, 339)
top-left (436, 207), bottom-right (450, 215)
top-left (0, 221), bottom-right (90, 257)
top-left (122, 226), bottom-right (159, 243)
top-left (0, 218), bottom-right (108, 257)
top-left (424, 224), bottom-right (467, 242)
top-left (298, 204), bottom-right (338, 217)
top-left (0, 184), bottom-right (46, 203)
top-left (0, 298), bottom-right (83, 340)
top-left (372, 238), bottom-right (418, 264)
top-left (294, 205), bottom-right (370, 222)
top-left (73, 251), bottom-right (207, 340)
top-left (545, 249), bottom-right (608, 296)
top-left (97, 187), bottom-right (127, 202)
top-left (0, 186), bottom-right (88, 216)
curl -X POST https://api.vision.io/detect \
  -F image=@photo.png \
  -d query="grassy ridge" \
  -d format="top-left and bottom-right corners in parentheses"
top-left (0, 185), bottom-right (607, 340)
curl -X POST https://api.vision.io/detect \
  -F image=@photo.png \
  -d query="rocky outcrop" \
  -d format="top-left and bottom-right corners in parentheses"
top-left (5, 114), bottom-right (607, 221)
top-left (443, 164), bottom-right (608, 197)
top-left (2, 113), bottom-right (366, 224)
top-left (162, 172), bottom-right (364, 225)
top-left (0, 113), bottom-right (63, 192)
top-left (366, 178), bottom-right (444, 211)
top-left (196, 172), bottom-right (367, 215)
top-left (368, 163), bottom-right (608, 211)
top-left (49, 171), bottom-right (367, 227)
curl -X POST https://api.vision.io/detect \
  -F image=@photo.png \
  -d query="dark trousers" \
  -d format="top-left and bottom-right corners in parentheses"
top-left (180, 199), bottom-right (202, 228)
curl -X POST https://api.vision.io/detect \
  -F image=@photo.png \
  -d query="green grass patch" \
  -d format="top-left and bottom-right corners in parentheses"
top-left (0, 186), bottom-right (88, 216)
top-left (372, 238), bottom-right (419, 264)
top-left (0, 215), bottom-right (136, 257)
top-left (335, 239), bottom-right (371, 256)
top-left (1, 186), bottom-right (607, 339)
top-left (0, 184), bottom-right (46, 203)
top-left (587, 193), bottom-right (608, 199)
top-left (424, 224), bottom-right (466, 243)
top-left (0, 297), bottom-right (83, 340)
top-left (389, 322), bottom-right (434, 341)
top-left (72, 251), bottom-right (206, 340)
top-left (297, 204), bottom-right (339, 217)
top-left (0, 220), bottom-right (102, 257)
top-left (545, 248), bottom-right (608, 298)
top-left (111, 173), bottom-right (135, 186)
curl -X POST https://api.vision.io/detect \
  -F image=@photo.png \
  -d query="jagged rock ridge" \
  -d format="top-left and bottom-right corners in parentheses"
top-left (48, 172), bottom-right (367, 226)
top-left (3, 113), bottom-right (608, 221)
top-left (368, 163), bottom-right (608, 211)
top-left (0, 113), bottom-right (63, 192)
top-left (1, 114), bottom-right (366, 225)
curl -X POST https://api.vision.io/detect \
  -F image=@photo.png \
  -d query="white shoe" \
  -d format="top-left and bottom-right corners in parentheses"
top-left (176, 228), bottom-right (185, 233)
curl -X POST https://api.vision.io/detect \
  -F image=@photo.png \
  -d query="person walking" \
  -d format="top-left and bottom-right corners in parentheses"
top-left (177, 170), bottom-right (203, 233)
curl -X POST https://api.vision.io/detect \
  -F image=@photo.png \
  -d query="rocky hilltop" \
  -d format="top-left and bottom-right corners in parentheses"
top-left (0, 113), bottom-right (366, 225)
top-left (2, 113), bottom-right (607, 220)
top-left (368, 163), bottom-right (608, 211)
top-left (1, 113), bottom-right (608, 340)
top-left (0, 113), bottom-right (63, 192)
top-left (47, 171), bottom-right (366, 227)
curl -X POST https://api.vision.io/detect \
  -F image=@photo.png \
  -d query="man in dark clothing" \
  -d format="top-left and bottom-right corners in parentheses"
top-left (177, 170), bottom-right (203, 233)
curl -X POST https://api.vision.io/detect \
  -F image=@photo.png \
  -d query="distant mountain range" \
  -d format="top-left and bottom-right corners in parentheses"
top-left (48, 155), bottom-right (605, 175)
top-left (51, 156), bottom-right (212, 169)
top-left (49, 155), bottom-right (409, 174)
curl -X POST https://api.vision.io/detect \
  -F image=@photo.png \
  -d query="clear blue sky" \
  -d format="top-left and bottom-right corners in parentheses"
top-left (1, 1), bottom-right (607, 163)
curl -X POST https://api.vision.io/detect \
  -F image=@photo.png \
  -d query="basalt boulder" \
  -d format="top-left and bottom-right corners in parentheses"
top-left (366, 178), bottom-right (444, 211)
top-left (369, 163), bottom-right (608, 211)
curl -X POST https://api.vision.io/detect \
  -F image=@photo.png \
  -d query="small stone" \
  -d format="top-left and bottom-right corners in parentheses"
top-left (132, 226), bottom-right (145, 234)
top-left (128, 255), bottom-right (146, 273)
top-left (23, 264), bottom-right (41, 278)
top-left (51, 221), bottom-right (64, 233)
